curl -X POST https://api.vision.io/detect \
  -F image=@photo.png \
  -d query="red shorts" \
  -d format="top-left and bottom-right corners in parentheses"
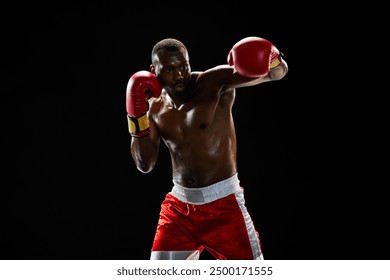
top-left (150, 173), bottom-right (263, 260)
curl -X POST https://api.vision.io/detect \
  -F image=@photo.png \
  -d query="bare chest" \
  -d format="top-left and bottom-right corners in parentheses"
top-left (155, 102), bottom-right (215, 139)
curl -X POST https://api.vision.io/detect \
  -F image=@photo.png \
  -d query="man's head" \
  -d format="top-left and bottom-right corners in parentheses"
top-left (150, 38), bottom-right (191, 96)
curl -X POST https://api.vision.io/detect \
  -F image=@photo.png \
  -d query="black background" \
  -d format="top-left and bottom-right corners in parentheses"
top-left (2, 1), bottom-right (388, 260)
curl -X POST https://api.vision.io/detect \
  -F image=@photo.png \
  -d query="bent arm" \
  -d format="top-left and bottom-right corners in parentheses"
top-left (126, 70), bottom-right (162, 173)
top-left (232, 57), bottom-right (288, 88)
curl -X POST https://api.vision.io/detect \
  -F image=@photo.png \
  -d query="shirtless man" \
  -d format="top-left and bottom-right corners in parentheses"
top-left (126, 36), bottom-right (288, 260)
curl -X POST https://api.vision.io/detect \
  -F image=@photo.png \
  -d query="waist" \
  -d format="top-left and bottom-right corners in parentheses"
top-left (170, 173), bottom-right (241, 204)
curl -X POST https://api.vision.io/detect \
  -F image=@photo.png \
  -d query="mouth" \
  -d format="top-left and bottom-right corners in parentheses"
top-left (174, 83), bottom-right (185, 91)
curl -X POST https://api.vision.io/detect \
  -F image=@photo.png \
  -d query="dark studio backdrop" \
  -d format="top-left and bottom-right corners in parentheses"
top-left (2, 1), bottom-right (388, 260)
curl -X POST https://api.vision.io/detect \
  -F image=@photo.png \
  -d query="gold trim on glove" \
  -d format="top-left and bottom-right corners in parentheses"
top-left (127, 114), bottom-right (149, 136)
top-left (270, 58), bottom-right (281, 69)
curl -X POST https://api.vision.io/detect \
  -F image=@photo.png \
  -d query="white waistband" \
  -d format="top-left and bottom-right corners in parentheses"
top-left (170, 173), bottom-right (241, 204)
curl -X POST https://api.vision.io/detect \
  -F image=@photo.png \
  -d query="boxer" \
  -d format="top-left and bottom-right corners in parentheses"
top-left (126, 36), bottom-right (288, 259)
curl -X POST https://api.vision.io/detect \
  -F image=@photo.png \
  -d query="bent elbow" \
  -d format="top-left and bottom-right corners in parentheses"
top-left (131, 150), bottom-right (157, 174)
top-left (279, 61), bottom-right (289, 78)
top-left (136, 162), bottom-right (155, 174)
top-left (270, 63), bottom-right (288, 81)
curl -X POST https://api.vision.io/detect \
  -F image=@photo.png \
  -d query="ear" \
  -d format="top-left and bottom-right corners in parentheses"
top-left (150, 64), bottom-right (156, 75)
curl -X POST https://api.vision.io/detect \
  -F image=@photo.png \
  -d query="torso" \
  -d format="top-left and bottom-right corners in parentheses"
top-left (150, 72), bottom-right (238, 188)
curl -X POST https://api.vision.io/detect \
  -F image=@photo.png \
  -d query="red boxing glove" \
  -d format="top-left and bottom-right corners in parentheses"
top-left (126, 70), bottom-right (162, 137)
top-left (227, 36), bottom-right (281, 78)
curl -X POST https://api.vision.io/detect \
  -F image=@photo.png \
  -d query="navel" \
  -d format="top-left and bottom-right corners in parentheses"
top-left (186, 178), bottom-right (196, 185)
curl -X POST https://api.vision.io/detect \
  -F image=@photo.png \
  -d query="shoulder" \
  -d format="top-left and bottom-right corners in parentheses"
top-left (194, 65), bottom-right (234, 84)
top-left (201, 65), bottom-right (234, 77)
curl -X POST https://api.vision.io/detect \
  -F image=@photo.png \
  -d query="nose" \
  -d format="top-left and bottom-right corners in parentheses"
top-left (173, 69), bottom-right (184, 81)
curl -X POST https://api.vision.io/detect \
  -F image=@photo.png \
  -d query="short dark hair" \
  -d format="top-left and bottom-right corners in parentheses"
top-left (151, 38), bottom-right (187, 62)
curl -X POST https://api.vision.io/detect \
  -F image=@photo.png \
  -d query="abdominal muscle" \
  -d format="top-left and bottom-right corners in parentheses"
top-left (167, 128), bottom-right (237, 188)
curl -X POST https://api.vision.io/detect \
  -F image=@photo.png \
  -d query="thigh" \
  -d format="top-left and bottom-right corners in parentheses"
top-left (201, 190), bottom-right (263, 260)
top-left (150, 194), bottom-right (203, 259)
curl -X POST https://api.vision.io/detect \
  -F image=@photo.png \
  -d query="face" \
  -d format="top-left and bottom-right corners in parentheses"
top-left (151, 49), bottom-right (191, 97)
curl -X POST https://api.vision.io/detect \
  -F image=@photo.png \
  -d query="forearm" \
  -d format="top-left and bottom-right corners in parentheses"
top-left (130, 136), bottom-right (159, 173)
top-left (232, 58), bottom-right (288, 87)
